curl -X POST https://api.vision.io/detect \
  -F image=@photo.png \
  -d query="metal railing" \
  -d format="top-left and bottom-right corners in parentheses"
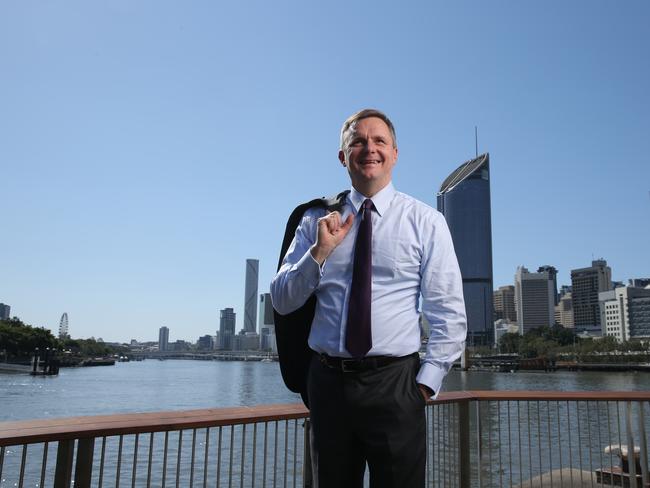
top-left (1, 391), bottom-right (649, 487)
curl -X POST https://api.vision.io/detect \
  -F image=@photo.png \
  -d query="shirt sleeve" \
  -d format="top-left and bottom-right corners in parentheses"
top-left (416, 213), bottom-right (467, 399)
top-left (270, 209), bottom-right (323, 315)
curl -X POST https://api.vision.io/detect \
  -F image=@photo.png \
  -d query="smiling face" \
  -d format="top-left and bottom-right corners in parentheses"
top-left (338, 116), bottom-right (398, 197)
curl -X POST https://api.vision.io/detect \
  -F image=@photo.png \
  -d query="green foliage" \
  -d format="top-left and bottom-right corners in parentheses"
top-left (498, 333), bottom-right (520, 354)
top-left (496, 325), bottom-right (650, 361)
top-left (0, 318), bottom-right (59, 358)
top-left (0, 318), bottom-right (126, 360)
top-left (498, 326), bottom-right (578, 358)
top-left (61, 337), bottom-right (113, 357)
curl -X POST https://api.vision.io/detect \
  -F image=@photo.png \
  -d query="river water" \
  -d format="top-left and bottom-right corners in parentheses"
top-left (1, 359), bottom-right (648, 421)
top-left (1, 361), bottom-right (649, 487)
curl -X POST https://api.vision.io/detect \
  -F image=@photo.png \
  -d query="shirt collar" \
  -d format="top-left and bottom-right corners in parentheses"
top-left (348, 182), bottom-right (396, 217)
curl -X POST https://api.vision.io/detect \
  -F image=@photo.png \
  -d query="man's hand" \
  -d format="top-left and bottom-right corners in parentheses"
top-left (418, 384), bottom-right (433, 403)
top-left (310, 211), bottom-right (354, 265)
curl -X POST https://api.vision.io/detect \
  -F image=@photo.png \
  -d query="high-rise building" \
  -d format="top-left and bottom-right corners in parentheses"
top-left (197, 335), bottom-right (214, 351)
top-left (234, 331), bottom-right (261, 351)
top-left (244, 259), bottom-right (259, 334)
top-left (259, 293), bottom-right (276, 352)
top-left (158, 326), bottom-right (169, 352)
top-left (599, 286), bottom-right (650, 341)
top-left (219, 308), bottom-right (236, 350)
top-left (258, 293), bottom-right (274, 328)
top-left (629, 293), bottom-right (650, 338)
top-left (629, 278), bottom-right (650, 288)
top-left (437, 153), bottom-right (493, 346)
top-left (571, 259), bottom-right (612, 333)
top-left (493, 286), bottom-right (516, 323)
top-left (555, 292), bottom-right (574, 328)
top-left (0, 303), bottom-right (10, 320)
top-left (514, 266), bottom-right (556, 334)
top-left (537, 266), bottom-right (559, 305)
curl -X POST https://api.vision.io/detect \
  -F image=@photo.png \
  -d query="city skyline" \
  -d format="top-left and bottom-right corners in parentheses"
top-left (7, 255), bottom-right (646, 345)
top-left (2, 2), bottom-right (649, 342)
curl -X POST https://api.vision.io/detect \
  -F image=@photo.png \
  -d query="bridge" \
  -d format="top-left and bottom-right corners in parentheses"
top-left (131, 350), bottom-right (279, 362)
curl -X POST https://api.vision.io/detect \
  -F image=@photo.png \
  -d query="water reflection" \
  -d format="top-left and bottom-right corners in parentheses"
top-left (1, 361), bottom-right (648, 422)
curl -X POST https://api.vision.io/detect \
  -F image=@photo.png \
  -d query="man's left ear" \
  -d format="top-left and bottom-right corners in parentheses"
top-left (338, 150), bottom-right (346, 167)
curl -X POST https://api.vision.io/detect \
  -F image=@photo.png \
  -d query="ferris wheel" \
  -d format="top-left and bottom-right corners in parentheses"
top-left (59, 313), bottom-right (69, 339)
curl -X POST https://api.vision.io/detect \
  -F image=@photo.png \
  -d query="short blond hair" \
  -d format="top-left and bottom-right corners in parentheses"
top-left (340, 109), bottom-right (397, 150)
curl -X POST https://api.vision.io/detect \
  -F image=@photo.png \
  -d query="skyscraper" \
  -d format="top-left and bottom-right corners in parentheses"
top-left (259, 293), bottom-right (277, 352)
top-left (629, 278), bottom-right (650, 288)
top-left (555, 292), bottom-right (574, 328)
top-left (493, 286), bottom-right (516, 323)
top-left (571, 259), bottom-right (612, 334)
top-left (158, 326), bottom-right (169, 352)
top-left (219, 308), bottom-right (236, 350)
top-left (537, 265), bottom-right (559, 305)
top-left (244, 259), bottom-right (259, 334)
top-left (514, 266), bottom-right (556, 334)
top-left (259, 293), bottom-right (274, 328)
top-left (0, 303), bottom-right (10, 320)
top-left (437, 153), bottom-right (493, 346)
top-left (599, 285), bottom-right (650, 341)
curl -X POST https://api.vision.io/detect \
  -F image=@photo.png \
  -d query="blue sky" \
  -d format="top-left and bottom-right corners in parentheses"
top-left (1, 1), bottom-right (648, 342)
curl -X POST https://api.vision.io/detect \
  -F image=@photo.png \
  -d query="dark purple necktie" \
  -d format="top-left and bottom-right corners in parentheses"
top-left (346, 199), bottom-right (374, 358)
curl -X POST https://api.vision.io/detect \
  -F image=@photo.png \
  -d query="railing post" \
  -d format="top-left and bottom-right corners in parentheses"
top-left (54, 439), bottom-right (74, 488)
top-left (74, 437), bottom-right (95, 488)
top-left (458, 400), bottom-right (471, 488)
top-left (303, 419), bottom-right (313, 488)
top-left (626, 402), bottom-right (638, 484)
top-left (636, 402), bottom-right (649, 487)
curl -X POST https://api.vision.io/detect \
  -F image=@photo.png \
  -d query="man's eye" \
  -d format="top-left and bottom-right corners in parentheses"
top-left (351, 140), bottom-right (364, 146)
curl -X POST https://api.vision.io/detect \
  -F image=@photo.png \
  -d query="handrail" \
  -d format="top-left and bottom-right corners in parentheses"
top-left (0, 403), bottom-right (309, 446)
top-left (461, 390), bottom-right (650, 401)
top-left (3, 390), bottom-right (649, 447)
top-left (1, 390), bottom-right (649, 488)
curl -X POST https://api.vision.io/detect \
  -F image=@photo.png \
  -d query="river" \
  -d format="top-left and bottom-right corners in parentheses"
top-left (1, 359), bottom-right (649, 422)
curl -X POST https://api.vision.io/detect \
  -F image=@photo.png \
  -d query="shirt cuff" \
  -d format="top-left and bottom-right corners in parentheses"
top-left (416, 362), bottom-right (447, 400)
top-left (295, 248), bottom-right (323, 284)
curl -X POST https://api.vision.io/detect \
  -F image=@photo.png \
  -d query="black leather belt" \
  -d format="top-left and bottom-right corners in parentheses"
top-left (318, 352), bottom-right (418, 373)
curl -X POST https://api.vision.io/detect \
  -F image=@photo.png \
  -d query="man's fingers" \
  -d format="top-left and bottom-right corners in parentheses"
top-left (319, 211), bottom-right (342, 234)
top-left (327, 212), bottom-right (342, 233)
top-left (339, 214), bottom-right (355, 236)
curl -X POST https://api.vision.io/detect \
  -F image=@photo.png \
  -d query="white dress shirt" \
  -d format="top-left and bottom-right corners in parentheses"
top-left (270, 182), bottom-right (467, 397)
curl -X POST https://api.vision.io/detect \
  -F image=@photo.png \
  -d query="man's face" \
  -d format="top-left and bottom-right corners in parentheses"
top-left (339, 117), bottom-right (398, 195)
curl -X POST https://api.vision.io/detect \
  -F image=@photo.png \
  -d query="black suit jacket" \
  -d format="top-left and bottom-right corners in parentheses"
top-left (273, 190), bottom-right (349, 407)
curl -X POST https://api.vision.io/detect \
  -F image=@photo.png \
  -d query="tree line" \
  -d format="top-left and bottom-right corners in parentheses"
top-left (0, 318), bottom-right (127, 361)
top-left (495, 326), bottom-right (649, 361)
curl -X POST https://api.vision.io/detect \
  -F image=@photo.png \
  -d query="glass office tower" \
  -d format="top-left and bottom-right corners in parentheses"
top-left (437, 153), bottom-right (494, 346)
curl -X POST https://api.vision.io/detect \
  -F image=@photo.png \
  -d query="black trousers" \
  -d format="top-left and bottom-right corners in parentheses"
top-left (307, 353), bottom-right (426, 488)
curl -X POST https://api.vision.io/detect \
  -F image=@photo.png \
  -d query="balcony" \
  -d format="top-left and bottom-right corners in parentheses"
top-left (1, 391), bottom-right (649, 487)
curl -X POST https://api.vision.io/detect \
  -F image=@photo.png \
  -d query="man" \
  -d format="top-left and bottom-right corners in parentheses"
top-left (271, 109), bottom-right (466, 487)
